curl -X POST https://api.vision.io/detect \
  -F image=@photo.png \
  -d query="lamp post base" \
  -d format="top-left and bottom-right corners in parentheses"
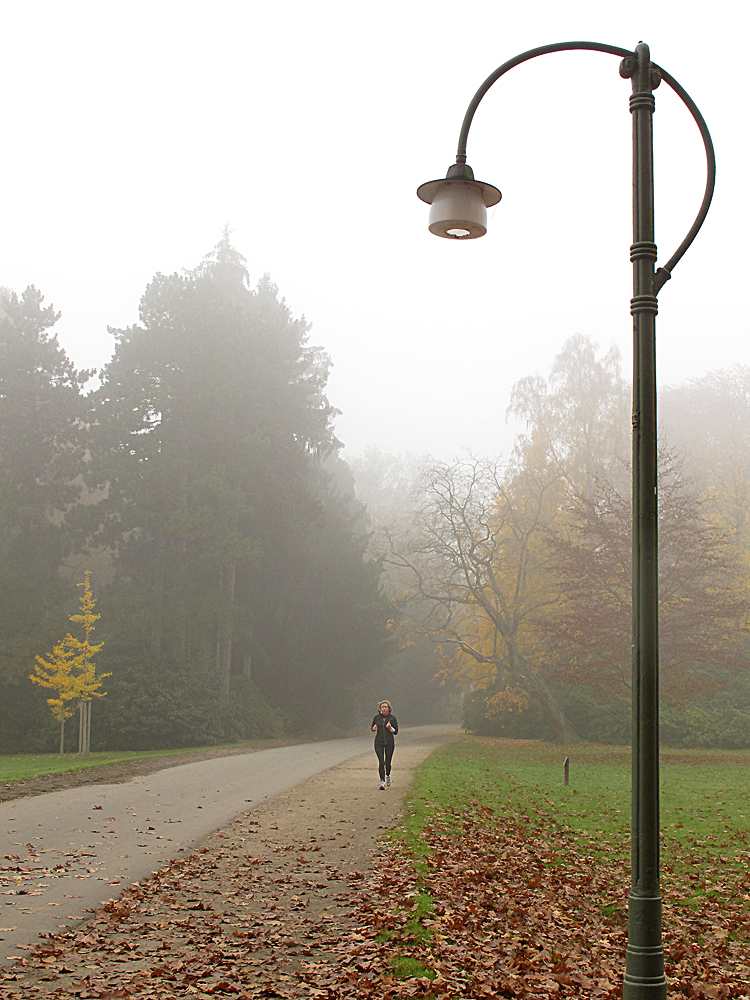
top-left (624, 893), bottom-right (667, 999)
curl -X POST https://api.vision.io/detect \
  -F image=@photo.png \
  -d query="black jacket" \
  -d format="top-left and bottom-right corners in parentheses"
top-left (372, 713), bottom-right (398, 745)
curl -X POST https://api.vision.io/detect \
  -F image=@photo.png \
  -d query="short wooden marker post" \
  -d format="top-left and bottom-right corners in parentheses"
top-left (563, 756), bottom-right (570, 787)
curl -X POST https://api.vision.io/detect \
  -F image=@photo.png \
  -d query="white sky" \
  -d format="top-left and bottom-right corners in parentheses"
top-left (1, 1), bottom-right (745, 462)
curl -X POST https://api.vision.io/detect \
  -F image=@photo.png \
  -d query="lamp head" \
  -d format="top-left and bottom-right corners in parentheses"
top-left (417, 162), bottom-right (501, 239)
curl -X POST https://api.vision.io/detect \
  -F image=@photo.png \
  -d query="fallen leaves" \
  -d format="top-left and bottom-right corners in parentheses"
top-left (3, 745), bottom-right (749, 1000)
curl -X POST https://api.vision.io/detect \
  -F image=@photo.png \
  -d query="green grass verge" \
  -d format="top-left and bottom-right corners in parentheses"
top-left (390, 956), bottom-right (436, 981)
top-left (0, 742), bottom-right (258, 784)
top-left (382, 889), bottom-right (437, 984)
top-left (402, 737), bottom-right (750, 841)
top-left (399, 736), bottom-right (750, 893)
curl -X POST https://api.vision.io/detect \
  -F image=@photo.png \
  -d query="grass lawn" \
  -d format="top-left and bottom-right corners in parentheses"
top-left (378, 737), bottom-right (750, 996)
top-left (0, 742), bottom-right (256, 785)
top-left (403, 737), bottom-right (750, 869)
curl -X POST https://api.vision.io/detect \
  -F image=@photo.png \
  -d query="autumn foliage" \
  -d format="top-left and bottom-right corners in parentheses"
top-left (376, 337), bottom-right (750, 745)
top-left (541, 452), bottom-right (750, 707)
top-left (29, 572), bottom-right (108, 754)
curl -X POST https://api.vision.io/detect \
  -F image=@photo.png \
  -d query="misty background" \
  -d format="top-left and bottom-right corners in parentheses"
top-left (1, 1), bottom-right (746, 460)
top-left (2, 1), bottom-right (749, 752)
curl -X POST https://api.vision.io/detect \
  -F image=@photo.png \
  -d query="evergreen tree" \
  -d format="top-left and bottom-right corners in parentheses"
top-left (0, 286), bottom-right (90, 748)
top-left (88, 236), bottom-right (389, 736)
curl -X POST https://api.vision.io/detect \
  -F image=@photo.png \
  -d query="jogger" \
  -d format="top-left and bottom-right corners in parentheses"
top-left (371, 700), bottom-right (398, 790)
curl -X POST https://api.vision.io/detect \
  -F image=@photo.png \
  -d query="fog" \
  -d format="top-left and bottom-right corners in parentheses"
top-left (1, 1), bottom-right (745, 463)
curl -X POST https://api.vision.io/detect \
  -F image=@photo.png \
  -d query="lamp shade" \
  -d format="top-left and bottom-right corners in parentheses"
top-left (417, 163), bottom-right (501, 240)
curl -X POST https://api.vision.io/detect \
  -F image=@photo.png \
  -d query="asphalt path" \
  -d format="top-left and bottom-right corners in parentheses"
top-left (0, 725), bottom-right (455, 964)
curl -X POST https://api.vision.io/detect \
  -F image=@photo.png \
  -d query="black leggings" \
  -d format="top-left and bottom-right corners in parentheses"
top-left (375, 742), bottom-right (394, 780)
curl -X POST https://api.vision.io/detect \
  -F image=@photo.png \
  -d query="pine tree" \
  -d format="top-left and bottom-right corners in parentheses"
top-left (87, 235), bottom-right (388, 732)
top-left (1, 285), bottom-right (90, 749)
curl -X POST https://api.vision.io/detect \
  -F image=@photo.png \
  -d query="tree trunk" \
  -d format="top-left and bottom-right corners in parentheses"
top-left (507, 640), bottom-right (580, 744)
top-left (243, 610), bottom-right (255, 681)
top-left (79, 701), bottom-right (91, 756)
top-left (175, 465), bottom-right (189, 662)
top-left (151, 536), bottom-right (165, 663)
top-left (215, 566), bottom-right (224, 677)
top-left (218, 559), bottom-right (236, 700)
top-left (528, 672), bottom-right (581, 744)
top-left (60, 717), bottom-right (65, 755)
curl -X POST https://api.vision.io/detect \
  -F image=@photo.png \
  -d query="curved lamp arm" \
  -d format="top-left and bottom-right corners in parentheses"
top-left (451, 40), bottom-right (715, 290)
top-left (455, 41), bottom-right (633, 158)
top-left (651, 64), bottom-right (715, 287)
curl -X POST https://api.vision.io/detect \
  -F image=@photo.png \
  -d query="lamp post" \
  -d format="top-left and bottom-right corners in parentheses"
top-left (418, 41), bottom-right (714, 999)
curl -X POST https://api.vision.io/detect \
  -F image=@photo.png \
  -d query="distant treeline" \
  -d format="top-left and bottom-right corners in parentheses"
top-left (354, 339), bottom-right (750, 748)
top-left (0, 236), bottom-right (393, 752)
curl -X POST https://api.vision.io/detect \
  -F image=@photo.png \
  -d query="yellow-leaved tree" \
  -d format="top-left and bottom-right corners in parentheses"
top-left (381, 457), bottom-right (577, 742)
top-left (30, 572), bottom-right (109, 755)
top-left (29, 636), bottom-right (80, 754)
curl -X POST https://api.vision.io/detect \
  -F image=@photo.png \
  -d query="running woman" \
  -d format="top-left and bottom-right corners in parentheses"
top-left (371, 700), bottom-right (398, 790)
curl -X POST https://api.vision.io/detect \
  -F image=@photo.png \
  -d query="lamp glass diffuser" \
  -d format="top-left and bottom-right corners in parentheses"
top-left (428, 181), bottom-right (488, 239)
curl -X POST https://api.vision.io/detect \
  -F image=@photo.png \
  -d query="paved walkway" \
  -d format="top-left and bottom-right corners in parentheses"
top-left (4, 730), bottom-right (460, 997)
top-left (0, 725), bottom-right (455, 965)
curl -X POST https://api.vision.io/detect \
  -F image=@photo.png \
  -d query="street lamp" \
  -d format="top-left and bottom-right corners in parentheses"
top-left (418, 41), bottom-right (715, 1000)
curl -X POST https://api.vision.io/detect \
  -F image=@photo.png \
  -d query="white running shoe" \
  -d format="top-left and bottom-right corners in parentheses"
top-left (386, 774), bottom-right (391, 787)
top-left (379, 780), bottom-right (386, 790)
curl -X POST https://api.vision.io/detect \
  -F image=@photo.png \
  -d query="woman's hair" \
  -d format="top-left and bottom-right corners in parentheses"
top-left (378, 700), bottom-right (392, 712)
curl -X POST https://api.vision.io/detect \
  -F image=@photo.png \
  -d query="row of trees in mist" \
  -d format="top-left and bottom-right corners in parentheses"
top-left (354, 337), bottom-right (750, 747)
top-left (1, 236), bottom-right (391, 752)
top-left (5, 235), bottom-right (750, 751)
